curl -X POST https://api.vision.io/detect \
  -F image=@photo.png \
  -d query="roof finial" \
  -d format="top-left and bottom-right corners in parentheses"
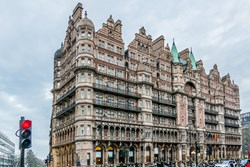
top-left (61, 42), bottom-right (63, 47)
top-left (85, 11), bottom-right (87, 18)
top-left (173, 38), bottom-right (175, 44)
top-left (190, 47), bottom-right (192, 53)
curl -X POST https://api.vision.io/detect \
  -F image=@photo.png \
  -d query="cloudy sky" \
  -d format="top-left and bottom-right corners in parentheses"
top-left (0, 0), bottom-right (250, 159)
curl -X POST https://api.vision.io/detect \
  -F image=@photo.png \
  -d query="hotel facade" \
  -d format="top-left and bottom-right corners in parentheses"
top-left (49, 3), bottom-right (242, 167)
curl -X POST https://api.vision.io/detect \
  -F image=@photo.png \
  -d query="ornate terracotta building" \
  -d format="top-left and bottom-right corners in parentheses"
top-left (49, 3), bottom-right (242, 167)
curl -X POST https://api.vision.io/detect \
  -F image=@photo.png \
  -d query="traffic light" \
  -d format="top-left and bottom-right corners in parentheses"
top-left (19, 119), bottom-right (32, 149)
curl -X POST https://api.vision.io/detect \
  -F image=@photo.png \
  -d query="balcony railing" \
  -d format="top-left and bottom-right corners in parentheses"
top-left (205, 119), bottom-right (219, 125)
top-left (224, 122), bottom-right (240, 128)
top-left (56, 102), bottom-right (76, 117)
top-left (205, 109), bottom-right (218, 115)
top-left (55, 117), bottom-right (75, 130)
top-left (152, 109), bottom-right (177, 118)
top-left (56, 86), bottom-right (76, 104)
top-left (95, 116), bottom-right (143, 125)
top-left (93, 99), bottom-right (142, 112)
top-left (93, 83), bottom-right (141, 99)
top-left (94, 135), bottom-right (141, 142)
top-left (151, 96), bottom-right (176, 106)
top-left (224, 113), bottom-right (239, 120)
top-left (153, 137), bottom-right (178, 143)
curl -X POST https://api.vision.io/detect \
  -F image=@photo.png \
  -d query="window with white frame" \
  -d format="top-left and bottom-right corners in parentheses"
top-left (81, 89), bottom-right (85, 98)
top-left (95, 108), bottom-right (103, 116)
top-left (81, 31), bottom-right (85, 39)
top-left (87, 59), bottom-right (91, 66)
top-left (130, 74), bottom-right (136, 81)
top-left (81, 105), bottom-right (85, 115)
top-left (87, 32), bottom-right (91, 39)
top-left (107, 43), bottom-right (114, 51)
top-left (87, 45), bottom-right (91, 52)
top-left (81, 125), bottom-right (84, 135)
top-left (98, 40), bottom-right (105, 47)
top-left (81, 58), bottom-right (85, 66)
top-left (98, 64), bottom-right (105, 73)
top-left (81, 73), bottom-right (85, 82)
top-left (87, 105), bottom-right (91, 115)
top-left (116, 46), bottom-right (122, 54)
top-left (98, 52), bottom-right (105, 61)
top-left (139, 100), bottom-right (142, 108)
top-left (116, 69), bottom-right (122, 78)
top-left (138, 75), bottom-right (142, 81)
top-left (107, 67), bottom-right (115, 75)
top-left (87, 73), bottom-right (91, 82)
top-left (107, 55), bottom-right (114, 63)
top-left (87, 89), bottom-right (91, 98)
top-left (81, 45), bottom-right (85, 52)
top-left (87, 125), bottom-right (91, 135)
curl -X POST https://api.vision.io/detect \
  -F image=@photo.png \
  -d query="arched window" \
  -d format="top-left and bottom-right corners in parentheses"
top-left (129, 147), bottom-right (135, 163)
top-left (108, 146), bottom-right (114, 164)
top-left (96, 146), bottom-right (102, 165)
top-left (146, 146), bottom-right (151, 162)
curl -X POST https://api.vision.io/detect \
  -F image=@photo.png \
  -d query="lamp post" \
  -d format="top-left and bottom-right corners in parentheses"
top-left (100, 113), bottom-right (106, 167)
top-left (188, 121), bottom-right (193, 167)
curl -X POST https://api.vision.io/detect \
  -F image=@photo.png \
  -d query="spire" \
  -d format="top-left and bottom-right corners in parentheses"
top-left (189, 48), bottom-right (198, 70)
top-left (171, 39), bottom-right (180, 63)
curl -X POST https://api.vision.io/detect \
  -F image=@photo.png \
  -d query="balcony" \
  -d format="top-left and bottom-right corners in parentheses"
top-left (55, 117), bottom-right (75, 130)
top-left (205, 109), bottom-right (218, 115)
top-left (152, 109), bottom-right (177, 118)
top-left (93, 99), bottom-right (142, 112)
top-left (153, 137), bottom-right (178, 143)
top-left (56, 102), bottom-right (76, 118)
top-left (94, 135), bottom-right (141, 142)
top-left (224, 113), bottom-right (239, 120)
top-left (93, 83), bottom-right (141, 99)
top-left (56, 86), bottom-right (76, 104)
top-left (95, 116), bottom-right (143, 125)
top-left (225, 122), bottom-right (240, 128)
top-left (205, 119), bottom-right (219, 125)
top-left (151, 96), bottom-right (176, 106)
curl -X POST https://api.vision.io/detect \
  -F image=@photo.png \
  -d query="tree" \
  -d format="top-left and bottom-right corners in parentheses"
top-left (26, 149), bottom-right (44, 167)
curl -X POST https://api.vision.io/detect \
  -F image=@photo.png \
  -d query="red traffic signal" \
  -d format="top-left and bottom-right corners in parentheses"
top-left (19, 119), bottom-right (32, 149)
top-left (21, 120), bottom-right (32, 129)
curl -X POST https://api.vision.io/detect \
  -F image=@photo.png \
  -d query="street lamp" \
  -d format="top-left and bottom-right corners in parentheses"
top-left (188, 121), bottom-right (194, 167)
top-left (100, 113), bottom-right (106, 167)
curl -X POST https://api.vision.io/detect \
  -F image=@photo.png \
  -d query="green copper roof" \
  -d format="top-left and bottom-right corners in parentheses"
top-left (171, 42), bottom-right (180, 63)
top-left (189, 50), bottom-right (197, 70)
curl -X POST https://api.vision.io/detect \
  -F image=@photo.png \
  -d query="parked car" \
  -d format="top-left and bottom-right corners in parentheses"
top-left (214, 160), bottom-right (236, 167)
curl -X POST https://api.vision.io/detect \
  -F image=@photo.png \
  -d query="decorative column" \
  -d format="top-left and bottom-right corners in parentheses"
top-left (177, 144), bottom-right (182, 162)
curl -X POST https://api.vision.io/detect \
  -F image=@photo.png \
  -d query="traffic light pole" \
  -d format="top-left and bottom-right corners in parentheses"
top-left (195, 142), bottom-right (198, 167)
top-left (20, 148), bottom-right (25, 167)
